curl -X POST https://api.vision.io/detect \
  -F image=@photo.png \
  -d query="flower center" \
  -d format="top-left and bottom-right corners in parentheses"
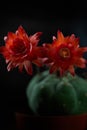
top-left (11, 38), bottom-right (26, 54)
top-left (59, 47), bottom-right (70, 59)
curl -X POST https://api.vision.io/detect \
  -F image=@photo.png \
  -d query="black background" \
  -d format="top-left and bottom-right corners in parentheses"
top-left (0, 1), bottom-right (87, 129)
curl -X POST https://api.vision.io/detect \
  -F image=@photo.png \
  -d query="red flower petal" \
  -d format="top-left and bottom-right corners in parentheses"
top-left (29, 32), bottom-right (42, 46)
top-left (68, 65), bottom-right (75, 76)
top-left (49, 63), bottom-right (58, 74)
top-left (24, 61), bottom-right (33, 75)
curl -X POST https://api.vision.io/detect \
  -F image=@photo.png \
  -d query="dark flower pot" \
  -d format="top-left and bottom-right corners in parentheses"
top-left (15, 112), bottom-right (87, 130)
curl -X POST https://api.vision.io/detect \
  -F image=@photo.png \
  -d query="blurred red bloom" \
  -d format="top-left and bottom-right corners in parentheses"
top-left (0, 26), bottom-right (43, 75)
top-left (43, 31), bottom-right (87, 76)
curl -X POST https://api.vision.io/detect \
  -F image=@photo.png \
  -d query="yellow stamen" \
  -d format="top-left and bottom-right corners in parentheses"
top-left (59, 47), bottom-right (70, 58)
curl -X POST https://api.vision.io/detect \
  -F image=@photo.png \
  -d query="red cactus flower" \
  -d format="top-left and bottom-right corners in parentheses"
top-left (43, 31), bottom-right (87, 76)
top-left (0, 26), bottom-right (43, 75)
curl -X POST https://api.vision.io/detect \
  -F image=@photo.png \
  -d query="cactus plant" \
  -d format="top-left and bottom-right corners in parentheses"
top-left (25, 30), bottom-right (87, 117)
top-left (0, 26), bottom-right (87, 119)
top-left (26, 70), bottom-right (87, 116)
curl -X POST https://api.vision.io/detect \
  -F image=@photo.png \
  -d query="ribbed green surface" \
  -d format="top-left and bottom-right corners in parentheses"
top-left (26, 71), bottom-right (87, 116)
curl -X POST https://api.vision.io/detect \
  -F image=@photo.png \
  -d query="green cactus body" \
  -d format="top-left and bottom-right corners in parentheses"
top-left (26, 71), bottom-right (87, 116)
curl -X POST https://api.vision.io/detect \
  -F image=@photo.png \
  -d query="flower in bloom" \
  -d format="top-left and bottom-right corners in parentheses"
top-left (0, 26), bottom-right (43, 75)
top-left (43, 30), bottom-right (87, 76)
